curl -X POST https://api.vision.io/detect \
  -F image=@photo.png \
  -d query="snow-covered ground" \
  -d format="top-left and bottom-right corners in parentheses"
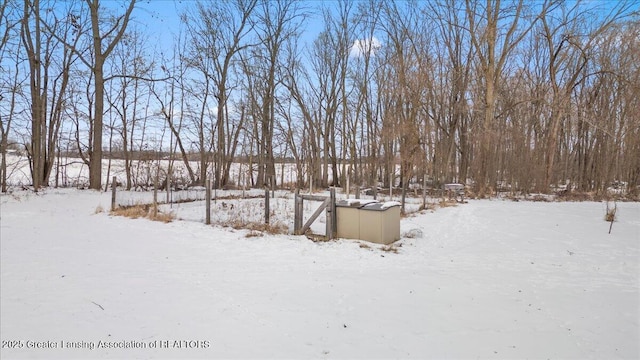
top-left (1, 188), bottom-right (639, 359)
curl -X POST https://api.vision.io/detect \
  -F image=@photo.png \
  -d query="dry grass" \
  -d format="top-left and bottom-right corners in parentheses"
top-left (357, 241), bottom-right (400, 253)
top-left (605, 211), bottom-right (616, 222)
top-left (419, 202), bottom-right (437, 211)
top-left (245, 230), bottom-right (264, 238)
top-left (403, 228), bottom-right (424, 239)
top-left (381, 244), bottom-right (400, 253)
top-left (215, 194), bottom-right (265, 201)
top-left (605, 202), bottom-right (617, 222)
top-left (111, 204), bottom-right (148, 219)
top-left (110, 204), bottom-right (175, 223)
top-left (557, 191), bottom-right (597, 202)
top-left (305, 233), bottom-right (330, 242)
top-left (528, 194), bottom-right (554, 202)
top-left (220, 218), bottom-right (289, 235)
top-left (150, 210), bottom-right (176, 223)
top-left (94, 205), bottom-right (104, 214)
top-left (211, 199), bottom-right (290, 235)
top-left (605, 201), bottom-right (618, 234)
top-left (244, 222), bottom-right (289, 234)
top-left (438, 199), bottom-right (458, 208)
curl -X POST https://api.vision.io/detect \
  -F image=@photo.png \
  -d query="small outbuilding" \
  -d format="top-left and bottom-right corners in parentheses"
top-left (336, 200), bottom-right (401, 245)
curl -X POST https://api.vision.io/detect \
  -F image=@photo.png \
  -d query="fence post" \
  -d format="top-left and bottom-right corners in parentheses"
top-left (242, 172), bottom-right (246, 199)
top-left (346, 171), bottom-right (350, 199)
top-left (205, 179), bottom-right (211, 225)
top-left (166, 175), bottom-right (170, 204)
top-left (325, 201), bottom-right (331, 240)
top-left (271, 175), bottom-right (275, 199)
top-left (326, 187), bottom-right (336, 240)
top-left (422, 176), bottom-right (427, 209)
top-left (389, 171), bottom-right (393, 198)
top-left (111, 176), bottom-right (117, 211)
top-left (265, 188), bottom-right (270, 224)
top-left (330, 187), bottom-right (336, 239)
top-left (153, 175), bottom-right (158, 218)
top-left (294, 189), bottom-right (301, 235)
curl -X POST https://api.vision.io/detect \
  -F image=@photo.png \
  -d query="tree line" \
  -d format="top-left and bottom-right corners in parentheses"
top-left (1, 0), bottom-right (638, 198)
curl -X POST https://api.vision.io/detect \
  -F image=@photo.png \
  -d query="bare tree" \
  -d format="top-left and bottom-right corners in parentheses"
top-left (464, 0), bottom-right (548, 196)
top-left (280, 41), bottom-right (321, 189)
top-left (377, 1), bottom-right (431, 211)
top-left (9, 0), bottom-right (637, 200)
top-left (105, 29), bottom-right (152, 189)
top-left (21, 0), bottom-right (83, 190)
top-left (538, 1), bottom-right (633, 192)
top-left (277, 48), bottom-right (306, 188)
top-left (252, 0), bottom-right (306, 188)
top-left (0, 0), bottom-right (22, 192)
top-left (183, 0), bottom-right (258, 189)
top-left (427, 0), bottom-right (475, 186)
top-left (84, 0), bottom-right (136, 190)
top-left (349, 0), bottom-right (383, 196)
top-left (615, 20), bottom-right (640, 196)
top-left (317, 0), bottom-right (356, 188)
top-left (150, 29), bottom-right (197, 186)
top-left (21, 0), bottom-right (45, 190)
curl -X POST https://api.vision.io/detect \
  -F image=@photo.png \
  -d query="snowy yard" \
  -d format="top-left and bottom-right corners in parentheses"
top-left (1, 189), bottom-right (638, 359)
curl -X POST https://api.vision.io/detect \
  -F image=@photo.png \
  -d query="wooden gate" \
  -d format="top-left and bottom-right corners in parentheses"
top-left (294, 188), bottom-right (336, 240)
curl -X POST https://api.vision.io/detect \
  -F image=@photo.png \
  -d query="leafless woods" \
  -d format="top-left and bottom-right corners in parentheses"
top-left (1, 0), bottom-right (638, 198)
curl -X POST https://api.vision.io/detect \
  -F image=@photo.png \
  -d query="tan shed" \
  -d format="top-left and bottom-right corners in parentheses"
top-left (336, 203), bottom-right (361, 240)
top-left (336, 200), bottom-right (401, 245)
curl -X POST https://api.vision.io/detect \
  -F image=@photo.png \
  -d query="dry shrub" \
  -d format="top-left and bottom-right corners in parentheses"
top-left (212, 194), bottom-right (264, 201)
top-left (604, 211), bottom-right (616, 222)
top-left (465, 189), bottom-right (477, 199)
top-left (439, 199), bottom-right (458, 208)
top-left (403, 228), bottom-right (424, 239)
top-left (605, 202), bottom-right (617, 222)
top-left (111, 204), bottom-right (149, 219)
top-left (279, 181), bottom-right (298, 190)
top-left (605, 201), bottom-right (617, 234)
top-left (505, 195), bottom-right (518, 202)
top-left (529, 194), bottom-right (553, 202)
top-left (306, 233), bottom-right (332, 242)
top-left (246, 222), bottom-right (288, 234)
top-left (419, 202), bottom-right (436, 211)
top-left (245, 230), bottom-right (264, 238)
top-left (149, 209), bottom-right (176, 223)
top-left (473, 189), bottom-right (489, 199)
top-left (381, 244), bottom-right (399, 253)
top-left (222, 218), bottom-right (288, 235)
top-left (400, 211), bottom-right (412, 218)
top-left (111, 204), bottom-right (175, 223)
top-left (557, 191), bottom-right (596, 202)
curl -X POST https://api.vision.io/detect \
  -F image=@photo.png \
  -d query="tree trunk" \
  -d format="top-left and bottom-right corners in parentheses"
top-left (87, 0), bottom-right (135, 190)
